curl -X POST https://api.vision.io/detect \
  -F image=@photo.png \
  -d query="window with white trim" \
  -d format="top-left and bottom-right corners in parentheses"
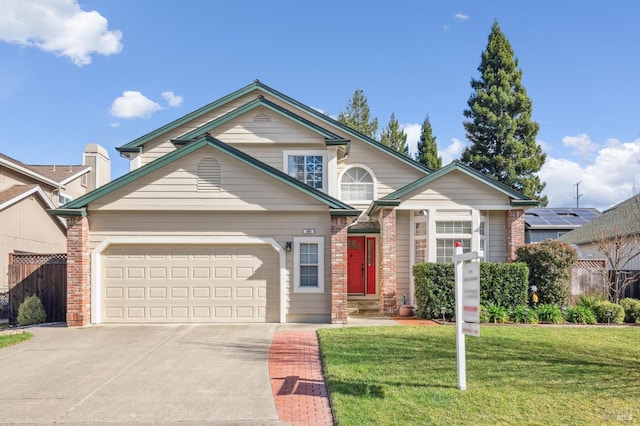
top-left (58, 193), bottom-right (73, 206)
top-left (294, 237), bottom-right (324, 293)
top-left (285, 151), bottom-right (325, 191)
top-left (340, 166), bottom-right (374, 202)
top-left (435, 220), bottom-right (472, 262)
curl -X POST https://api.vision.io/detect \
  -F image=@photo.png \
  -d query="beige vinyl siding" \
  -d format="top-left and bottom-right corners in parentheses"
top-left (576, 242), bottom-right (640, 271)
top-left (92, 146), bottom-right (327, 211)
top-left (0, 196), bottom-right (67, 292)
top-left (88, 210), bottom-right (331, 323)
top-left (396, 210), bottom-right (411, 306)
top-left (139, 93), bottom-right (259, 166)
top-left (487, 210), bottom-right (507, 262)
top-left (398, 170), bottom-right (511, 209)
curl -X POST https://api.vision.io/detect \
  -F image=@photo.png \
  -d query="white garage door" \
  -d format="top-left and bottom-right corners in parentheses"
top-left (101, 245), bottom-right (278, 323)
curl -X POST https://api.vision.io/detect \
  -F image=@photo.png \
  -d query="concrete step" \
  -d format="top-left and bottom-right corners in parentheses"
top-left (347, 300), bottom-right (382, 317)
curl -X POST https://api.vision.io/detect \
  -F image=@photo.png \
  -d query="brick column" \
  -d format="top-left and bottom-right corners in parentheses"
top-left (380, 208), bottom-right (397, 315)
top-left (66, 216), bottom-right (91, 326)
top-left (330, 216), bottom-right (351, 324)
top-left (505, 209), bottom-right (525, 262)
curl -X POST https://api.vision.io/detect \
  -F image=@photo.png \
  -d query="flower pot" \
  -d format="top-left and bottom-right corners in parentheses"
top-left (399, 305), bottom-right (415, 317)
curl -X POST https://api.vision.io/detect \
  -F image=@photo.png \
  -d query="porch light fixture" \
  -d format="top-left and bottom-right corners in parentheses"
top-left (285, 242), bottom-right (292, 252)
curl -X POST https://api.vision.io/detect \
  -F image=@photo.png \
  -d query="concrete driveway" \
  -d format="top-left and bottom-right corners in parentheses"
top-left (0, 324), bottom-right (289, 425)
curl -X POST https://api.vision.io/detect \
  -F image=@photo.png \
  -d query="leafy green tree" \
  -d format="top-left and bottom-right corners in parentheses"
top-left (337, 89), bottom-right (378, 139)
top-left (462, 21), bottom-right (547, 205)
top-left (380, 113), bottom-right (409, 156)
top-left (415, 115), bottom-right (442, 169)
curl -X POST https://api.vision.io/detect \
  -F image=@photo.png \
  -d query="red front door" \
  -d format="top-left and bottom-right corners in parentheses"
top-left (348, 236), bottom-right (365, 294)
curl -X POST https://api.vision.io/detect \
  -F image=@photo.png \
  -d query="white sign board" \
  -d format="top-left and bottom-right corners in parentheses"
top-left (462, 322), bottom-right (480, 337)
top-left (462, 262), bottom-right (480, 324)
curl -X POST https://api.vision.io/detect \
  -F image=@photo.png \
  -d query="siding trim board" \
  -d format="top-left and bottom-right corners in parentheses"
top-left (91, 236), bottom-right (287, 324)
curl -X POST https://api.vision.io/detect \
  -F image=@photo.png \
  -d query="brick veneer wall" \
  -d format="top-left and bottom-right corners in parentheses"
top-left (66, 216), bottom-right (90, 326)
top-left (330, 216), bottom-right (351, 324)
top-left (505, 209), bottom-right (525, 262)
top-left (380, 208), bottom-right (397, 315)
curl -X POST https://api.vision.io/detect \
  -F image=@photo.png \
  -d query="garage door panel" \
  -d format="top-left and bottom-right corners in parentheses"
top-left (101, 245), bottom-right (278, 323)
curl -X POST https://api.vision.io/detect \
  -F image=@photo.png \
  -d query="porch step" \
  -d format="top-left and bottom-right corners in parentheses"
top-left (347, 300), bottom-right (382, 317)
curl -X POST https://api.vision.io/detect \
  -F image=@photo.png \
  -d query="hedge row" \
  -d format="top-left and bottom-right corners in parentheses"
top-left (413, 262), bottom-right (529, 319)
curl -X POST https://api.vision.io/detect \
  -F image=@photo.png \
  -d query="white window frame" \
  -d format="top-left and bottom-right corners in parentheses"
top-left (58, 192), bottom-right (73, 206)
top-left (283, 150), bottom-right (327, 192)
top-left (337, 163), bottom-right (377, 203)
top-left (293, 236), bottom-right (324, 293)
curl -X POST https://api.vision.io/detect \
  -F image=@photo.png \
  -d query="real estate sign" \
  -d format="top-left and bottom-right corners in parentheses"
top-left (462, 262), bottom-right (480, 325)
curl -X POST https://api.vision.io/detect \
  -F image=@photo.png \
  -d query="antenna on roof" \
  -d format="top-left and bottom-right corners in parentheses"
top-left (573, 181), bottom-right (583, 208)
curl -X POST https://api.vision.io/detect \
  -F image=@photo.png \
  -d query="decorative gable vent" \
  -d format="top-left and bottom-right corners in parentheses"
top-left (253, 113), bottom-right (271, 123)
top-left (197, 158), bottom-right (221, 191)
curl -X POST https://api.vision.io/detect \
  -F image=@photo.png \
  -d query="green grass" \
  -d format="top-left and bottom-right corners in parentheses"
top-left (318, 326), bottom-right (640, 425)
top-left (0, 332), bottom-right (33, 349)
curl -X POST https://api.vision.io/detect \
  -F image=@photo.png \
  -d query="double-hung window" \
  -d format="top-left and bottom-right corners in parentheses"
top-left (284, 151), bottom-right (326, 191)
top-left (293, 237), bottom-right (324, 293)
top-left (435, 220), bottom-right (472, 262)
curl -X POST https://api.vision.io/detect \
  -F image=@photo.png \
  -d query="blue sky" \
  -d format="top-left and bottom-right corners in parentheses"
top-left (1, 0), bottom-right (639, 210)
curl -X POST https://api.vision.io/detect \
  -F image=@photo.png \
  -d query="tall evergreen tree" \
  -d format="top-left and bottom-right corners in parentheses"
top-left (380, 113), bottom-right (409, 156)
top-left (415, 115), bottom-right (442, 169)
top-left (462, 21), bottom-right (547, 205)
top-left (337, 89), bottom-right (378, 139)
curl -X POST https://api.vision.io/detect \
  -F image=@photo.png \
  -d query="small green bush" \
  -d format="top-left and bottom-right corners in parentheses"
top-left (620, 298), bottom-right (640, 323)
top-left (510, 305), bottom-right (539, 324)
top-left (592, 301), bottom-right (625, 324)
top-left (577, 293), bottom-right (607, 310)
top-left (487, 304), bottom-right (509, 323)
top-left (479, 305), bottom-right (490, 323)
top-left (565, 305), bottom-right (597, 325)
top-left (516, 240), bottom-right (577, 306)
top-left (17, 295), bottom-right (47, 326)
top-left (535, 304), bottom-right (564, 324)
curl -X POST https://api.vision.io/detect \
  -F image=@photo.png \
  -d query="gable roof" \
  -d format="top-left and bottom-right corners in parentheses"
top-left (366, 160), bottom-right (536, 215)
top-left (116, 80), bottom-right (430, 174)
top-left (559, 194), bottom-right (640, 245)
top-left (0, 185), bottom-right (66, 228)
top-left (52, 135), bottom-right (361, 217)
top-left (0, 153), bottom-right (90, 188)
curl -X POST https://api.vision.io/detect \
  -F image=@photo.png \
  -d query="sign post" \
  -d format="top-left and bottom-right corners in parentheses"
top-left (453, 242), bottom-right (483, 390)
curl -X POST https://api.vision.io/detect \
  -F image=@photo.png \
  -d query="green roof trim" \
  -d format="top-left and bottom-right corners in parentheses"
top-left (116, 80), bottom-right (430, 174)
top-left (329, 209), bottom-right (362, 217)
top-left (347, 228), bottom-right (380, 234)
top-left (58, 135), bottom-right (355, 212)
top-left (117, 147), bottom-right (142, 154)
top-left (365, 199), bottom-right (401, 216)
top-left (48, 208), bottom-right (87, 217)
top-left (510, 199), bottom-right (539, 207)
top-left (381, 161), bottom-right (535, 203)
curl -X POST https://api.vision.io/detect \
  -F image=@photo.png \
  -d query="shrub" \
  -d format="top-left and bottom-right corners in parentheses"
top-left (592, 301), bottom-right (625, 324)
top-left (413, 262), bottom-right (528, 319)
top-left (510, 305), bottom-right (539, 324)
top-left (479, 305), bottom-right (490, 323)
top-left (535, 304), bottom-right (563, 324)
top-left (516, 240), bottom-right (577, 306)
top-left (17, 295), bottom-right (47, 326)
top-left (620, 298), bottom-right (640, 323)
top-left (565, 305), bottom-right (597, 325)
top-left (577, 293), bottom-right (607, 310)
top-left (487, 304), bottom-right (509, 323)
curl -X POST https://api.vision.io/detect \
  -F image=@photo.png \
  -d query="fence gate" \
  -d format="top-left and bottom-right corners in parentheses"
top-left (8, 253), bottom-right (67, 324)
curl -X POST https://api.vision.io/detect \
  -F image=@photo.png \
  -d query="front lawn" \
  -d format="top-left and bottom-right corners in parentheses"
top-left (318, 326), bottom-right (639, 425)
top-left (0, 332), bottom-right (33, 349)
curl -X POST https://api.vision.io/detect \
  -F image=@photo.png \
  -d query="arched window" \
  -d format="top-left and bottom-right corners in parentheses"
top-left (197, 158), bottom-right (220, 191)
top-left (340, 166), bottom-right (374, 202)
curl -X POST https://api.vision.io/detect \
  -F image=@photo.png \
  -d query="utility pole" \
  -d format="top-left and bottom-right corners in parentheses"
top-left (574, 181), bottom-right (582, 208)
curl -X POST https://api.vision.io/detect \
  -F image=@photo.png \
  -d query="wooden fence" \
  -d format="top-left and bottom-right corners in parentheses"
top-left (8, 253), bottom-right (67, 324)
top-left (569, 259), bottom-right (607, 303)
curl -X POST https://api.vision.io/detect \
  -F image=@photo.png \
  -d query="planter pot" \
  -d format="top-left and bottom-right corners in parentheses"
top-left (398, 305), bottom-right (415, 317)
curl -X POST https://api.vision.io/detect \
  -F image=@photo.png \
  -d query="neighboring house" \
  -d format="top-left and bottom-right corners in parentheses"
top-left (0, 145), bottom-right (110, 295)
top-left (559, 194), bottom-right (640, 298)
top-left (51, 80), bottom-right (536, 326)
top-left (525, 208), bottom-right (600, 243)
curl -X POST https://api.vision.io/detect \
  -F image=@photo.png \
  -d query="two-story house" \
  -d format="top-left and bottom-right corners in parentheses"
top-left (52, 81), bottom-right (536, 326)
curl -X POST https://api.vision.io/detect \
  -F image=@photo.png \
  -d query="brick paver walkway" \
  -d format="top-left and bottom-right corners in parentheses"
top-left (269, 331), bottom-right (334, 426)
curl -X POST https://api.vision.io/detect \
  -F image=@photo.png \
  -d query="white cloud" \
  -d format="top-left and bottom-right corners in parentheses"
top-left (162, 91), bottom-right (183, 107)
top-left (540, 137), bottom-right (640, 210)
top-left (109, 122), bottom-right (120, 128)
top-left (440, 138), bottom-right (467, 165)
top-left (454, 13), bottom-right (469, 22)
top-left (110, 91), bottom-right (161, 119)
top-left (401, 123), bottom-right (421, 157)
top-left (562, 133), bottom-right (599, 163)
top-left (0, 0), bottom-right (123, 66)
top-left (110, 90), bottom-right (184, 119)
